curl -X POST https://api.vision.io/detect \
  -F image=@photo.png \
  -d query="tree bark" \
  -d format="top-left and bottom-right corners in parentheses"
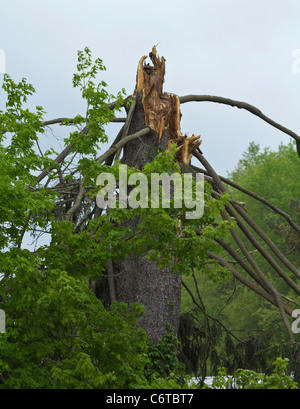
top-left (114, 47), bottom-right (201, 343)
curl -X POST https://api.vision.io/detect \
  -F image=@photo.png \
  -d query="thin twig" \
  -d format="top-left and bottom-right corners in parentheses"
top-left (42, 117), bottom-right (126, 126)
top-left (194, 150), bottom-right (300, 287)
top-left (193, 149), bottom-right (297, 342)
top-left (191, 162), bottom-right (300, 235)
top-left (181, 279), bottom-right (244, 343)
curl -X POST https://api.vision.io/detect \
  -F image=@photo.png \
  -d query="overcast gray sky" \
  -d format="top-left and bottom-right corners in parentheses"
top-left (1, 0), bottom-right (300, 175)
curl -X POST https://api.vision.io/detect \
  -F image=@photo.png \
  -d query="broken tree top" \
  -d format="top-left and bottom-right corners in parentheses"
top-left (133, 46), bottom-right (202, 165)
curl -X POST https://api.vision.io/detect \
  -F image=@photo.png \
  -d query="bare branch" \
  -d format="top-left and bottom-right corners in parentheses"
top-left (42, 117), bottom-right (126, 126)
top-left (35, 143), bottom-right (75, 185)
top-left (191, 162), bottom-right (300, 235)
top-left (207, 251), bottom-right (294, 319)
top-left (180, 94), bottom-right (300, 154)
top-left (208, 251), bottom-right (296, 345)
top-left (96, 127), bottom-right (151, 164)
top-left (41, 97), bottom-right (130, 128)
top-left (215, 238), bottom-right (268, 290)
top-left (65, 178), bottom-right (85, 221)
top-left (104, 125), bottom-right (125, 166)
top-left (194, 150), bottom-right (300, 285)
top-left (181, 278), bottom-right (244, 343)
top-left (230, 201), bottom-right (300, 281)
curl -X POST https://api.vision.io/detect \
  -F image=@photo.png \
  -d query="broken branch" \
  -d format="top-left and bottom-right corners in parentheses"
top-left (180, 94), bottom-right (300, 155)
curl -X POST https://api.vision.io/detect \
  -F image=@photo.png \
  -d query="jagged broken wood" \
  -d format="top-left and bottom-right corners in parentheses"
top-left (132, 45), bottom-right (202, 165)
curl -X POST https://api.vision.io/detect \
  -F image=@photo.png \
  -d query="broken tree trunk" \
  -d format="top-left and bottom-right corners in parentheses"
top-left (114, 47), bottom-right (201, 343)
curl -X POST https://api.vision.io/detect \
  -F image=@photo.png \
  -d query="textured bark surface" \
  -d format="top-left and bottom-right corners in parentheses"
top-left (115, 47), bottom-right (199, 343)
top-left (116, 250), bottom-right (182, 344)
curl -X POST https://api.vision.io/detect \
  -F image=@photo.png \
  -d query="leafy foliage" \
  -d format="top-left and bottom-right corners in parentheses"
top-left (0, 252), bottom-right (148, 388)
top-left (0, 48), bottom-right (298, 389)
top-left (211, 357), bottom-right (298, 389)
top-left (0, 50), bottom-right (183, 389)
top-left (144, 330), bottom-right (186, 385)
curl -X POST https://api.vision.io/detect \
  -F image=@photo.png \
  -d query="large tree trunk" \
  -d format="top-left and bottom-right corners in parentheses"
top-left (113, 47), bottom-right (201, 343)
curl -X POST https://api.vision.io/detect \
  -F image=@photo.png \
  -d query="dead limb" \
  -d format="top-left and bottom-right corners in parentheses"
top-left (65, 177), bottom-right (85, 221)
top-left (192, 149), bottom-right (299, 343)
top-left (191, 161), bottom-right (300, 235)
top-left (194, 150), bottom-right (300, 286)
top-left (181, 278), bottom-right (244, 344)
top-left (179, 94), bottom-right (300, 155)
top-left (42, 117), bottom-right (126, 127)
top-left (96, 127), bottom-right (151, 164)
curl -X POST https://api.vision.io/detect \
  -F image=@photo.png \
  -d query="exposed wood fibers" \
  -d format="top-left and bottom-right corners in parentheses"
top-left (134, 46), bottom-right (202, 165)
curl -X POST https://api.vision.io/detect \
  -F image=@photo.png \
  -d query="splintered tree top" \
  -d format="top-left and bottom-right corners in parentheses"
top-left (133, 46), bottom-right (202, 165)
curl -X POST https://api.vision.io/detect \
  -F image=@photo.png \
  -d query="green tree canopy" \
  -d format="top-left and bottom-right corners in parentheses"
top-left (0, 47), bottom-right (299, 389)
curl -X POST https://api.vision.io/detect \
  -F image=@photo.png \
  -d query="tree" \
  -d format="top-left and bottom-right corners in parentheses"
top-left (0, 46), bottom-right (300, 388)
top-left (110, 47), bottom-right (229, 343)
